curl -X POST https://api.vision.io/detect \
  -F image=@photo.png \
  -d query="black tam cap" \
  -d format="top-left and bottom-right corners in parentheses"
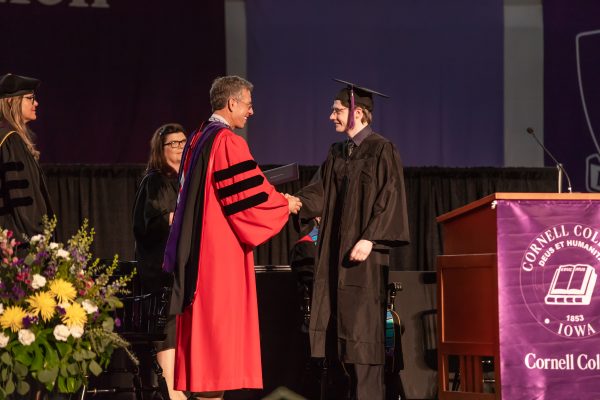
top-left (333, 78), bottom-right (389, 112)
top-left (0, 73), bottom-right (40, 99)
top-left (333, 78), bottom-right (389, 130)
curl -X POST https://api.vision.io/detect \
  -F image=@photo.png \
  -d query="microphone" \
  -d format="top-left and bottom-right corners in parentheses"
top-left (526, 127), bottom-right (573, 193)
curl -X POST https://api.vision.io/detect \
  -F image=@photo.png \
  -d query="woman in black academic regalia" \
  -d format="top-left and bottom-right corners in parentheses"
top-left (0, 73), bottom-right (53, 241)
top-left (132, 122), bottom-right (187, 400)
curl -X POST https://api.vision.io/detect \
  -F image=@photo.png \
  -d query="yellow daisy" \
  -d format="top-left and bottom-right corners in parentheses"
top-left (26, 291), bottom-right (57, 322)
top-left (0, 305), bottom-right (27, 332)
top-left (49, 279), bottom-right (77, 303)
top-left (61, 302), bottom-right (87, 328)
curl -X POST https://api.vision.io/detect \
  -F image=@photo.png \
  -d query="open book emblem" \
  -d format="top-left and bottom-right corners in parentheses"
top-left (545, 264), bottom-right (597, 305)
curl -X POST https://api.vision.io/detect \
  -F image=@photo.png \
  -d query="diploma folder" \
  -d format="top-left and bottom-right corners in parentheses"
top-left (262, 163), bottom-right (299, 185)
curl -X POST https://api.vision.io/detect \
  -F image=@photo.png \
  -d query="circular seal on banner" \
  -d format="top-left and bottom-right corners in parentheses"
top-left (520, 223), bottom-right (600, 339)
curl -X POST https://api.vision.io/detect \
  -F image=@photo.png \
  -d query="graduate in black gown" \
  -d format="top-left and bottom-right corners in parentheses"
top-left (0, 73), bottom-right (53, 241)
top-left (296, 80), bottom-right (410, 400)
top-left (132, 123), bottom-right (187, 400)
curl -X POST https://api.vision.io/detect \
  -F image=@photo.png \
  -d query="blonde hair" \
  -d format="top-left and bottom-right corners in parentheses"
top-left (0, 95), bottom-right (39, 159)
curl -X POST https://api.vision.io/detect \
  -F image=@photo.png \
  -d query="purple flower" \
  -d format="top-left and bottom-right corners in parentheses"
top-left (56, 305), bottom-right (66, 315)
top-left (22, 315), bottom-right (37, 328)
top-left (114, 318), bottom-right (121, 328)
top-left (0, 280), bottom-right (8, 299)
top-left (72, 249), bottom-right (88, 265)
top-left (43, 264), bottom-right (57, 279)
top-left (35, 251), bottom-right (49, 263)
top-left (11, 284), bottom-right (25, 301)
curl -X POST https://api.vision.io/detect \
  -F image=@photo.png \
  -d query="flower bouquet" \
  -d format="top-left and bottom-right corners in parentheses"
top-left (0, 217), bottom-right (136, 398)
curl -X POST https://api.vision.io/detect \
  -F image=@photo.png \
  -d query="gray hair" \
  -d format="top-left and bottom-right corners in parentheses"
top-left (210, 75), bottom-right (253, 111)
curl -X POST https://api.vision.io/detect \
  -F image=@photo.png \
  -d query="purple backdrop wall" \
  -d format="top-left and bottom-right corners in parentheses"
top-left (0, 0), bottom-right (225, 164)
top-left (544, 1), bottom-right (600, 192)
top-left (246, 0), bottom-right (504, 167)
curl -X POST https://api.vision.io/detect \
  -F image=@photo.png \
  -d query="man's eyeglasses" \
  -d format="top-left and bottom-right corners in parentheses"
top-left (23, 94), bottom-right (36, 103)
top-left (163, 139), bottom-right (187, 149)
top-left (234, 98), bottom-right (253, 110)
top-left (331, 107), bottom-right (348, 116)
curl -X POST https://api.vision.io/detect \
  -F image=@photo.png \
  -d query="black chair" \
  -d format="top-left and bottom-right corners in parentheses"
top-left (84, 260), bottom-right (171, 400)
top-left (421, 308), bottom-right (480, 395)
top-left (420, 309), bottom-right (439, 372)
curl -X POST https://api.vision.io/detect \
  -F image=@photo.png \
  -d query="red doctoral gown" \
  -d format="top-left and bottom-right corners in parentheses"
top-left (173, 127), bottom-right (289, 392)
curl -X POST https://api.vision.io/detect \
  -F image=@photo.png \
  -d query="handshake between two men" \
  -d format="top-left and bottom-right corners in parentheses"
top-left (283, 193), bottom-right (302, 214)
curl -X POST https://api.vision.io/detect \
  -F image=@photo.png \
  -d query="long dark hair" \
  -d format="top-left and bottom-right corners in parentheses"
top-left (145, 123), bottom-right (186, 176)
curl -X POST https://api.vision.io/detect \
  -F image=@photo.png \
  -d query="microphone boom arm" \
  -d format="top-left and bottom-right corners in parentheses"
top-left (527, 127), bottom-right (573, 193)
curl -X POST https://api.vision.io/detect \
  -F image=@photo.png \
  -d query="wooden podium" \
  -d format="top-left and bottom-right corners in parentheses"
top-left (436, 193), bottom-right (600, 400)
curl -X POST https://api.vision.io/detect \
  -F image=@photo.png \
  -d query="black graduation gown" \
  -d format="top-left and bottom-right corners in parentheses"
top-left (0, 124), bottom-right (53, 240)
top-left (132, 171), bottom-right (177, 293)
top-left (297, 127), bottom-right (409, 365)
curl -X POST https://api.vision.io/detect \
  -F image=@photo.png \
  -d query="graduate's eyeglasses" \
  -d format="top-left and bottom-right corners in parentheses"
top-left (22, 94), bottom-right (36, 103)
top-left (331, 107), bottom-right (348, 116)
top-left (163, 139), bottom-right (187, 149)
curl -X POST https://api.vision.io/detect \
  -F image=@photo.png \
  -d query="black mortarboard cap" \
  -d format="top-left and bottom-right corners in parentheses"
top-left (333, 78), bottom-right (389, 130)
top-left (0, 73), bottom-right (40, 99)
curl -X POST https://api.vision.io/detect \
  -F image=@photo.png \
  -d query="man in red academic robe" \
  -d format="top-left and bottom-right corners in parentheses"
top-left (163, 76), bottom-right (301, 399)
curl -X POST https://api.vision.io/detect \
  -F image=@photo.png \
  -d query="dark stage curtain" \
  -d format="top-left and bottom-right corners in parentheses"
top-left (43, 164), bottom-right (145, 260)
top-left (41, 165), bottom-right (557, 270)
top-left (394, 167), bottom-right (557, 271)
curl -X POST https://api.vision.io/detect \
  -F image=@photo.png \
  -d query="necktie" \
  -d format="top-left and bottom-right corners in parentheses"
top-left (348, 141), bottom-right (356, 157)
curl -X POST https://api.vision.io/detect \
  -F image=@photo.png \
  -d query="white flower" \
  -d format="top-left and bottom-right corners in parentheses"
top-left (56, 249), bottom-right (70, 260)
top-left (53, 324), bottom-right (70, 342)
top-left (31, 274), bottom-right (47, 289)
top-left (70, 325), bottom-right (84, 338)
top-left (0, 332), bottom-right (9, 348)
top-left (59, 302), bottom-right (71, 310)
top-left (0, 303), bottom-right (4, 315)
top-left (30, 234), bottom-right (43, 243)
top-left (18, 329), bottom-right (35, 346)
top-left (81, 300), bottom-right (98, 314)
top-left (49, 242), bottom-right (59, 250)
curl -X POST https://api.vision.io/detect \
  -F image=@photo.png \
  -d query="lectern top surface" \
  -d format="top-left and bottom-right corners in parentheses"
top-left (436, 192), bottom-right (600, 224)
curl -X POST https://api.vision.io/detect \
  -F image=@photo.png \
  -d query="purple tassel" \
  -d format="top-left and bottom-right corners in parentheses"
top-left (348, 89), bottom-right (355, 130)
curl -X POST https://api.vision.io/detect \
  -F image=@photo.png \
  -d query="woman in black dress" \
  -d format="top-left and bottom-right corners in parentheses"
top-left (133, 123), bottom-right (187, 400)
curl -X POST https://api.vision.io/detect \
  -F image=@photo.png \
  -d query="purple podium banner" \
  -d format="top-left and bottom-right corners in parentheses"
top-left (497, 200), bottom-right (600, 399)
